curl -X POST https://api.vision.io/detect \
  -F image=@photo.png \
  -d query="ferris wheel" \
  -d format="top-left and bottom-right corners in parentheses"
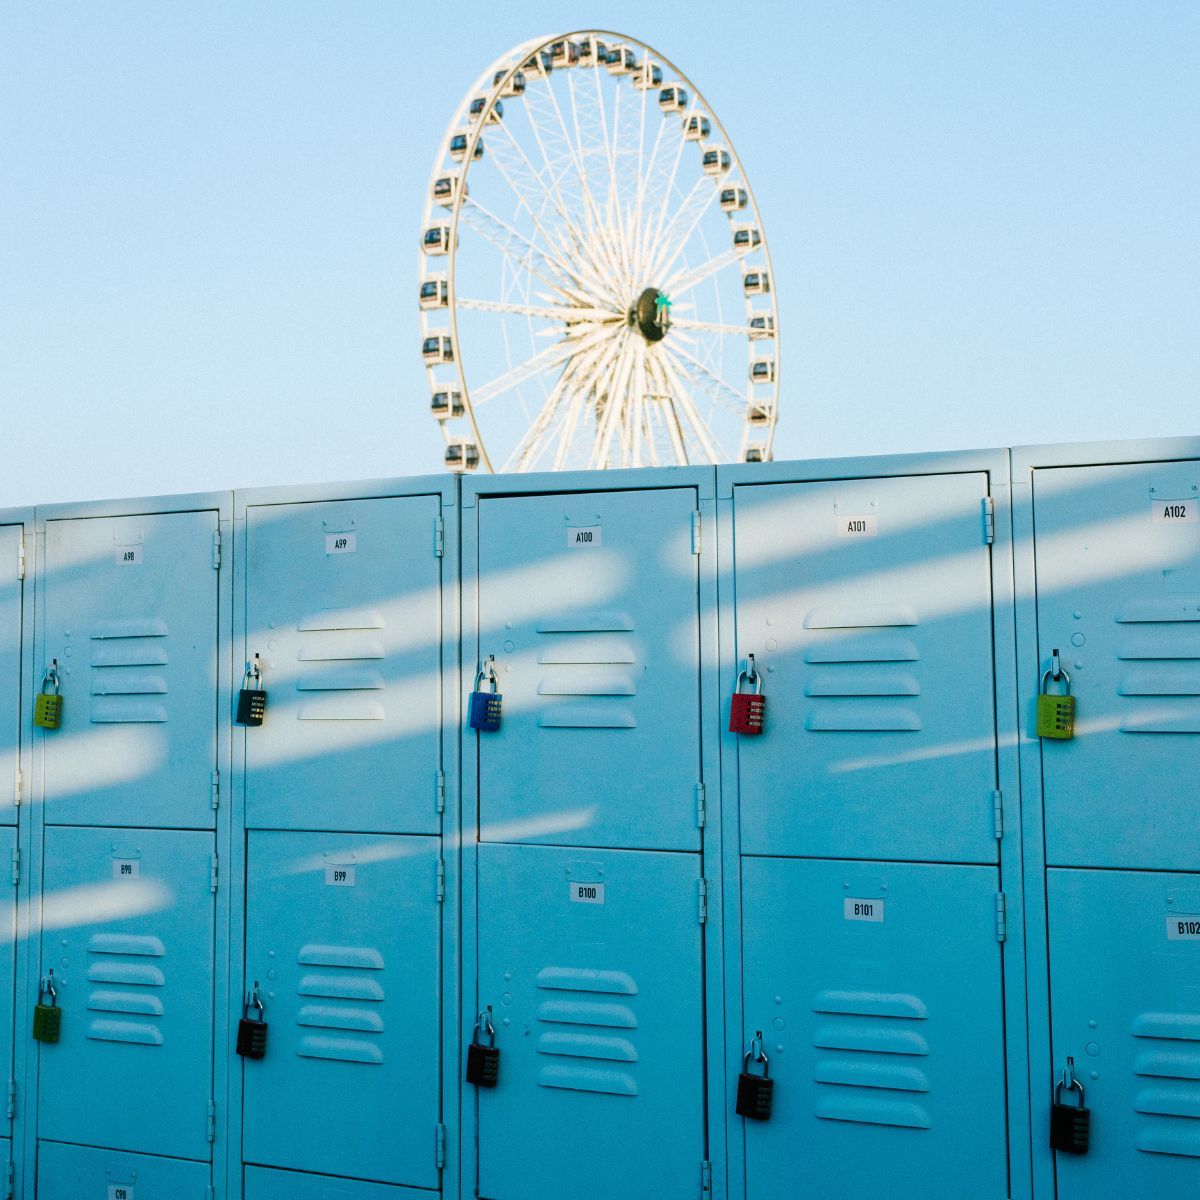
top-left (419, 31), bottom-right (779, 473)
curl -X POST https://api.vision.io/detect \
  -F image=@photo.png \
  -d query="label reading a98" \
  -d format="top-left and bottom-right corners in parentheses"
top-left (326, 865), bottom-right (356, 887)
top-left (844, 897), bottom-right (884, 923)
top-left (570, 882), bottom-right (605, 905)
top-left (108, 1186), bottom-right (135, 1200)
top-left (1167, 915), bottom-right (1200, 940)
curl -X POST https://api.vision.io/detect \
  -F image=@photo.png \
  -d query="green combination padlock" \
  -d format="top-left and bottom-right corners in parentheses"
top-left (33, 663), bottom-right (63, 730)
top-left (32, 972), bottom-right (61, 1044)
top-left (1037, 652), bottom-right (1075, 740)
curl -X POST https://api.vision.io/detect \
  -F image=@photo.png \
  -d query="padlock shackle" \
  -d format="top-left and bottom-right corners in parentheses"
top-left (40, 661), bottom-right (60, 694)
top-left (743, 1031), bottom-right (769, 1077)
top-left (472, 1007), bottom-right (496, 1046)
top-left (244, 980), bottom-right (265, 1021)
top-left (473, 655), bottom-right (499, 694)
top-left (1040, 665), bottom-right (1070, 695)
top-left (243, 654), bottom-right (264, 689)
top-left (735, 653), bottom-right (762, 695)
top-left (39, 970), bottom-right (57, 1006)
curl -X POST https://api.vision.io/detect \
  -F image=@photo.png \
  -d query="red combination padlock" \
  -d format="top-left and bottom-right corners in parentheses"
top-left (729, 655), bottom-right (766, 735)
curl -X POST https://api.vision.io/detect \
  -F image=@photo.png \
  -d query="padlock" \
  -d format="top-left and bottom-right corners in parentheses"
top-left (729, 655), bottom-right (766, 735)
top-left (33, 663), bottom-right (63, 730)
top-left (1050, 1062), bottom-right (1090, 1155)
top-left (236, 655), bottom-right (267, 727)
top-left (468, 657), bottom-right (502, 732)
top-left (32, 972), bottom-right (61, 1044)
top-left (735, 1034), bottom-right (773, 1121)
top-left (235, 982), bottom-right (268, 1060)
top-left (1037, 651), bottom-right (1075, 739)
top-left (466, 1009), bottom-right (500, 1088)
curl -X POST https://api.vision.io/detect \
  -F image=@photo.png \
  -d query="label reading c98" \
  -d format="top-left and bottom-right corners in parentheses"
top-left (108, 1186), bottom-right (135, 1200)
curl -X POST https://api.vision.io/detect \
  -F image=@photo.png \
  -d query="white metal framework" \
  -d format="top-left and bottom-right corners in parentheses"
top-left (419, 31), bottom-right (780, 472)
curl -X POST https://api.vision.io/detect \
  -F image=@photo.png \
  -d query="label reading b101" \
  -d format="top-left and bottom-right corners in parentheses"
top-left (1167, 915), bottom-right (1200, 940)
top-left (326, 865), bottom-right (356, 887)
top-left (570, 882), bottom-right (605, 904)
top-left (844, 897), bottom-right (884, 922)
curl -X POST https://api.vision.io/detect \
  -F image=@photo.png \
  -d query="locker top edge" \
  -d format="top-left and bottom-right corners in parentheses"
top-left (460, 464), bottom-right (715, 507)
top-left (0, 506), bottom-right (34, 528)
top-left (35, 487), bottom-right (234, 527)
top-left (235, 471), bottom-right (457, 516)
top-left (1012, 433), bottom-right (1200, 476)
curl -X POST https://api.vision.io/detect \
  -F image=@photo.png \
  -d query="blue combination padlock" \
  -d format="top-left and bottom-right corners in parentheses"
top-left (468, 656), bottom-right (502, 732)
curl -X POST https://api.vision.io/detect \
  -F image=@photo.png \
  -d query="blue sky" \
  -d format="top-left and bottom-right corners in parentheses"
top-left (2, 2), bottom-right (1197, 506)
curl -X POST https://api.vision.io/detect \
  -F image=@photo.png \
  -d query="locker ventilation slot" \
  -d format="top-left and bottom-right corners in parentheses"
top-left (534, 965), bottom-right (640, 1096)
top-left (1132, 1010), bottom-right (1200, 1157)
top-left (295, 943), bottom-right (386, 1065)
top-left (1116, 602), bottom-right (1200, 733)
top-left (85, 931), bottom-right (166, 1046)
top-left (295, 611), bottom-right (389, 720)
top-left (89, 619), bottom-right (170, 723)
top-left (536, 612), bottom-right (639, 728)
top-left (811, 988), bottom-right (931, 1129)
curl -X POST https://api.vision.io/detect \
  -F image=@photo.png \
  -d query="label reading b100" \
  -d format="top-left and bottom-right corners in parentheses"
top-left (570, 882), bottom-right (605, 904)
top-left (1167, 915), bottom-right (1200, 940)
top-left (844, 897), bottom-right (884, 922)
top-left (325, 865), bottom-right (356, 887)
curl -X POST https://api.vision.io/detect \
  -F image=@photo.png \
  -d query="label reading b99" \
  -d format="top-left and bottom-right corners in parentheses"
top-left (325, 865), bottom-right (356, 887)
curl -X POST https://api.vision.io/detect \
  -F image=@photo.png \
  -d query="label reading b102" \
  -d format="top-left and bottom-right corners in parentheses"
top-left (1167, 915), bottom-right (1200, 940)
top-left (570, 882), bottom-right (605, 904)
top-left (325, 865), bottom-right (356, 887)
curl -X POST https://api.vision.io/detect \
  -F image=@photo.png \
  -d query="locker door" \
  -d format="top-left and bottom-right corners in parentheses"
top-left (1048, 868), bottom-right (1200, 1196)
top-left (1033, 460), bottom-right (1200, 868)
top-left (0, 827), bottom-right (14, 1147)
top-left (245, 497), bottom-right (443, 834)
top-left (36, 1141), bottom-right (211, 1199)
top-left (741, 857), bottom-right (1009, 1200)
top-left (476, 844), bottom-right (705, 1200)
top-left (42, 512), bottom-right (219, 829)
top-left (0, 525), bottom-right (19, 828)
top-left (476, 489), bottom-right (701, 852)
top-left (244, 831), bottom-right (441, 1189)
top-left (733, 474), bottom-right (998, 863)
top-left (38, 827), bottom-right (215, 1160)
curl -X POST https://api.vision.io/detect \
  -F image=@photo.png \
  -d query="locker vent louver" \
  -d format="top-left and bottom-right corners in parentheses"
top-left (295, 609), bottom-right (387, 721)
top-left (1116, 599), bottom-right (1200, 733)
top-left (534, 613), bottom-right (639, 730)
top-left (811, 989), bottom-right (932, 1129)
top-left (534, 964), bottom-right (639, 1096)
top-left (88, 618), bottom-right (169, 724)
top-left (295, 943), bottom-right (386, 1064)
top-left (85, 932), bottom-right (166, 1045)
top-left (801, 608), bottom-right (922, 733)
top-left (1131, 1010), bottom-right (1200, 1158)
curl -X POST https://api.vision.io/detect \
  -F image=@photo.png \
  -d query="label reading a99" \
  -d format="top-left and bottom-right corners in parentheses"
top-left (1167, 915), bottom-right (1200, 941)
top-left (570, 882), bottom-right (605, 905)
top-left (325, 865), bottom-right (356, 887)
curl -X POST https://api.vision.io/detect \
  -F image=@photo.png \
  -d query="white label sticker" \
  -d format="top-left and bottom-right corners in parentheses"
top-left (1152, 500), bottom-right (1197, 524)
top-left (325, 865), bottom-right (356, 887)
top-left (566, 526), bottom-right (602, 548)
top-left (1167, 915), bottom-right (1200, 940)
top-left (325, 533), bottom-right (357, 555)
top-left (570, 882), bottom-right (605, 904)
top-left (836, 516), bottom-right (877, 538)
top-left (844, 897), bottom-right (884, 922)
top-left (114, 546), bottom-right (143, 565)
top-left (108, 1185), bottom-right (134, 1200)
top-left (112, 860), bottom-right (140, 880)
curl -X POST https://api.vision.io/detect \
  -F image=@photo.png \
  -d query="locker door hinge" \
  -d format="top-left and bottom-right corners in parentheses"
top-left (7, 1077), bottom-right (15, 1119)
top-left (16, 534), bottom-right (26, 581)
top-left (982, 496), bottom-right (995, 545)
top-left (700, 1159), bottom-right (712, 1199)
top-left (10, 848), bottom-right (18, 887)
top-left (4, 1159), bottom-right (12, 1200)
top-left (994, 892), bottom-right (1007, 942)
top-left (206, 1099), bottom-right (216, 1143)
top-left (435, 769), bottom-right (446, 814)
top-left (435, 1122), bottom-right (446, 1170)
top-left (209, 854), bottom-right (219, 894)
top-left (211, 769), bottom-right (220, 811)
top-left (206, 1187), bottom-right (215, 1200)
top-left (433, 515), bottom-right (445, 558)
top-left (13, 766), bottom-right (21, 808)
top-left (436, 859), bottom-right (446, 903)
top-left (695, 782), bottom-right (707, 829)
top-left (691, 511), bottom-right (702, 555)
top-left (211, 528), bottom-right (222, 569)
top-left (698, 878), bottom-right (708, 924)
top-left (992, 789), bottom-right (1004, 839)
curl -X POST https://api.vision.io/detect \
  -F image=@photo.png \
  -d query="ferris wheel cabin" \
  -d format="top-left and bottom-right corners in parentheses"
top-left (431, 174), bottom-right (466, 207)
top-left (468, 96), bottom-right (503, 124)
top-left (733, 224), bottom-right (762, 252)
top-left (577, 36), bottom-right (607, 66)
top-left (492, 68), bottom-right (526, 97)
top-left (444, 440), bottom-right (480, 471)
top-left (659, 85), bottom-right (689, 113)
top-left (549, 40), bottom-right (581, 67)
top-left (748, 314), bottom-right (775, 340)
top-left (720, 186), bottom-right (749, 212)
top-left (430, 389), bottom-right (465, 420)
top-left (422, 335), bottom-right (455, 366)
top-left (743, 270), bottom-right (770, 296)
top-left (701, 146), bottom-right (732, 176)
top-left (449, 131), bottom-right (484, 162)
top-left (749, 357), bottom-right (776, 384)
top-left (743, 443), bottom-right (768, 463)
top-left (419, 277), bottom-right (449, 310)
top-left (605, 45), bottom-right (640, 74)
top-left (422, 225), bottom-right (453, 255)
top-left (634, 63), bottom-right (664, 90)
top-left (683, 114), bottom-right (711, 141)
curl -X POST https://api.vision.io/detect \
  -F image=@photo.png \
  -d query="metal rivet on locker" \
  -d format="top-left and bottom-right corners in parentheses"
top-left (236, 654), bottom-right (267, 727)
top-left (468, 656), bottom-right (503, 732)
top-left (1037, 649), bottom-right (1075, 740)
top-left (33, 662), bottom-right (63, 729)
top-left (735, 1031), bottom-right (773, 1120)
top-left (1050, 1057), bottom-right (1090, 1155)
top-left (729, 654), bottom-right (766, 735)
top-left (235, 981), bottom-right (269, 1060)
top-left (32, 971), bottom-right (61, 1044)
top-left (466, 1007), bottom-right (500, 1087)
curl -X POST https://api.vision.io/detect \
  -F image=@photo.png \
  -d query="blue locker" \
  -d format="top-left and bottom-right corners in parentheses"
top-left (243, 831), bottom-right (441, 1189)
top-left (0, 523), bottom-right (20, 827)
top-left (474, 487), bottom-right (703, 851)
top-left (36, 1140), bottom-right (211, 1198)
top-left (40, 512), bottom-right (220, 829)
top-left (244, 1165), bottom-right (433, 1200)
top-left (731, 473), bottom-right (1000, 863)
top-left (475, 843), bottom-right (705, 1200)
top-left (244, 496), bottom-right (444, 834)
top-left (37, 826), bottom-right (216, 1161)
top-left (1031, 459), bottom-right (1200, 869)
top-left (739, 857), bottom-right (1010, 1200)
top-left (0, 828), bottom-right (15, 1157)
top-left (1047, 868), bottom-right (1200, 1195)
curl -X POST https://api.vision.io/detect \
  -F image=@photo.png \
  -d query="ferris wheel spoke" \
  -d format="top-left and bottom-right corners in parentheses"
top-left (507, 346), bottom-right (595, 471)
top-left (521, 87), bottom-right (592, 251)
top-left (457, 296), bottom-right (619, 323)
top-left (590, 333), bottom-right (638, 468)
top-left (490, 117), bottom-right (586, 244)
top-left (472, 321), bottom-right (618, 407)
top-left (662, 342), bottom-right (746, 417)
top-left (644, 349), bottom-right (691, 465)
top-left (670, 317), bottom-right (749, 335)
top-left (647, 173), bottom-right (724, 281)
top-left (486, 134), bottom-right (584, 259)
top-left (458, 197), bottom-right (584, 295)
top-left (657, 351), bottom-right (725, 463)
top-left (662, 246), bottom-right (742, 299)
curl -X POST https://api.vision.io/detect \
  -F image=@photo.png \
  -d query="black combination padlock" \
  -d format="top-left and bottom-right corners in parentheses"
top-left (32, 972), bottom-right (61, 1045)
top-left (235, 983), bottom-right (268, 1060)
top-left (1050, 1064), bottom-right (1090, 1155)
top-left (735, 1034), bottom-right (773, 1121)
top-left (236, 655), bottom-right (267, 727)
top-left (466, 1009), bottom-right (500, 1088)
top-left (467, 657), bottom-right (502, 733)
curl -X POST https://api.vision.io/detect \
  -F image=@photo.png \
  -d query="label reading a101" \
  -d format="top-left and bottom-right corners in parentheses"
top-left (844, 897), bottom-right (885, 923)
top-left (325, 865), bottom-right (356, 887)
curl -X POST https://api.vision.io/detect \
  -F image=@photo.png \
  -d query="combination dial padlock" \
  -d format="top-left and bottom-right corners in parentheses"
top-left (468, 657), bottom-right (503, 732)
top-left (235, 982), bottom-right (268, 1060)
top-left (735, 1033), bottom-right (773, 1121)
top-left (34, 663), bottom-right (63, 730)
top-left (32, 972), bottom-right (61, 1044)
top-left (729, 655), bottom-right (766, 736)
top-left (1050, 1060), bottom-right (1090, 1155)
top-left (466, 1009), bottom-right (500, 1088)
top-left (236, 655), bottom-right (267, 727)
top-left (1037, 651), bottom-right (1075, 740)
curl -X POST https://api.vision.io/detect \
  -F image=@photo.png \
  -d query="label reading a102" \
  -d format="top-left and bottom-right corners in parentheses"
top-left (326, 865), bottom-right (356, 887)
top-left (112, 860), bottom-right (140, 880)
top-left (108, 1185), bottom-right (135, 1200)
top-left (570, 882), bottom-right (605, 905)
top-left (844, 897), bottom-right (884, 923)
top-left (1167, 915), bottom-right (1200, 940)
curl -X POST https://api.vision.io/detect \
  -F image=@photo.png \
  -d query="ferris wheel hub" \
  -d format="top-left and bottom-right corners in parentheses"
top-left (631, 287), bottom-right (670, 343)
